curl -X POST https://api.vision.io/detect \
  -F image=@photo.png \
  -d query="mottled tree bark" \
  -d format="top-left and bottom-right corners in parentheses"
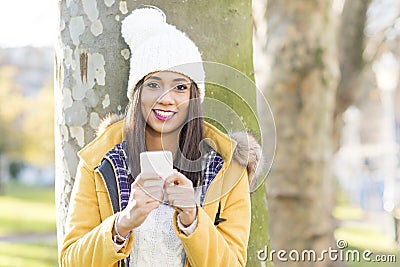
top-left (55, 0), bottom-right (268, 264)
top-left (55, 0), bottom-right (130, 254)
top-left (254, 1), bottom-right (339, 266)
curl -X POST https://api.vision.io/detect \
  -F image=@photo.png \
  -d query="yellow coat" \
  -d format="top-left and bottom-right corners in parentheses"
top-left (60, 119), bottom-right (255, 267)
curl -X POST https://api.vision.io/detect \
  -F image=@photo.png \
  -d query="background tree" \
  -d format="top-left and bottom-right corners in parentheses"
top-left (0, 66), bottom-right (24, 193)
top-left (0, 56), bottom-right (55, 192)
top-left (254, 1), bottom-right (339, 266)
top-left (334, 0), bottom-right (371, 150)
top-left (55, 0), bottom-right (268, 264)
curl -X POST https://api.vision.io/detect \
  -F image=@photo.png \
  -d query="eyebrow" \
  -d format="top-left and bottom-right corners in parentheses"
top-left (146, 75), bottom-right (162, 81)
top-left (173, 78), bottom-right (190, 83)
top-left (146, 75), bottom-right (190, 83)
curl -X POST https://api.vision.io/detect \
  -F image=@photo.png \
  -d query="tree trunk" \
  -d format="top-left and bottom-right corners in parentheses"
top-left (55, 0), bottom-right (268, 264)
top-left (254, 1), bottom-right (339, 266)
top-left (333, 0), bottom-right (371, 151)
top-left (0, 154), bottom-right (8, 195)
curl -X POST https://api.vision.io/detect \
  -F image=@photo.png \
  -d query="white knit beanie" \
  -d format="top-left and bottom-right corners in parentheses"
top-left (121, 7), bottom-right (205, 101)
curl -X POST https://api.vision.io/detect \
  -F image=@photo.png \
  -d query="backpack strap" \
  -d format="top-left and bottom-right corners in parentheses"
top-left (97, 158), bottom-right (126, 267)
top-left (97, 158), bottom-right (120, 214)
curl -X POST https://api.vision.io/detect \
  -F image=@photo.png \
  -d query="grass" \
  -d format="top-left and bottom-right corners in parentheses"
top-left (0, 180), bottom-right (58, 267)
top-left (0, 239), bottom-right (57, 267)
top-left (334, 205), bottom-right (400, 267)
top-left (0, 181), bottom-right (55, 236)
top-left (333, 205), bottom-right (365, 221)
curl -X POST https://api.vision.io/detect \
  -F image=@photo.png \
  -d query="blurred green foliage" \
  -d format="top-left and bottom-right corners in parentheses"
top-left (0, 66), bottom-right (54, 167)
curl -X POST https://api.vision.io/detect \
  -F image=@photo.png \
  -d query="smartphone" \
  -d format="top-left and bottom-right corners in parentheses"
top-left (140, 150), bottom-right (173, 202)
top-left (140, 150), bottom-right (173, 179)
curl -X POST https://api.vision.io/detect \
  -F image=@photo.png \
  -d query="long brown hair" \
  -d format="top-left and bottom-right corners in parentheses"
top-left (124, 77), bottom-right (204, 187)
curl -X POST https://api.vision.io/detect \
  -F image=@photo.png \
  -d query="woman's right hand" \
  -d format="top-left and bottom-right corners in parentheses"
top-left (115, 174), bottom-right (164, 236)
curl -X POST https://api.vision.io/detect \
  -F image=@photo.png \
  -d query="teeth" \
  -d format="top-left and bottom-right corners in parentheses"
top-left (154, 110), bottom-right (174, 117)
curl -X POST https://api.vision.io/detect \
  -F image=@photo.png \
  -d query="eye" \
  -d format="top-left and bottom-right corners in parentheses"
top-left (175, 84), bottom-right (188, 91)
top-left (145, 82), bottom-right (160, 89)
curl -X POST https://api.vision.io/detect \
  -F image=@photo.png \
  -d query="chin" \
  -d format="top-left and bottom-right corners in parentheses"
top-left (159, 126), bottom-right (181, 134)
top-left (146, 123), bottom-right (177, 135)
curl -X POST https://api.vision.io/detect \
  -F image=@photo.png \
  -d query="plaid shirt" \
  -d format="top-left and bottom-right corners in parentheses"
top-left (104, 142), bottom-right (130, 210)
top-left (105, 141), bottom-right (224, 210)
top-left (200, 149), bottom-right (224, 205)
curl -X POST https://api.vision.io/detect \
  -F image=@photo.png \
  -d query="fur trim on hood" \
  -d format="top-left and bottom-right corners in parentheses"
top-left (96, 113), bottom-right (125, 137)
top-left (229, 132), bottom-right (261, 185)
top-left (97, 114), bottom-right (262, 185)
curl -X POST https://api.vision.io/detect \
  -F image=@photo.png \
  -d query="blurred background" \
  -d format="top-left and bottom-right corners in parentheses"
top-left (0, 1), bottom-right (57, 266)
top-left (0, 0), bottom-right (400, 266)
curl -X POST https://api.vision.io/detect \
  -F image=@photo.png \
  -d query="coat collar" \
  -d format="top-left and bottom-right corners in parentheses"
top-left (78, 119), bottom-right (124, 170)
top-left (203, 122), bottom-right (236, 166)
top-left (78, 119), bottom-right (237, 171)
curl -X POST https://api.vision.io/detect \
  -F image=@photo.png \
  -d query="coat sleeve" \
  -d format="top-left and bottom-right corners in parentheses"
top-left (174, 163), bottom-right (251, 267)
top-left (59, 161), bottom-right (134, 267)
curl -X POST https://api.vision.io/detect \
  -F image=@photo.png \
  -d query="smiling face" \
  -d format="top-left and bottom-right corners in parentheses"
top-left (140, 71), bottom-right (192, 135)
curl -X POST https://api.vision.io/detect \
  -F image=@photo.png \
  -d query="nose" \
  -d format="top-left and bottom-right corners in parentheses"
top-left (157, 87), bottom-right (175, 105)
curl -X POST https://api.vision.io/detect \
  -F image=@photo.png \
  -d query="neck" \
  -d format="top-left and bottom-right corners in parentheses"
top-left (145, 125), bottom-right (180, 158)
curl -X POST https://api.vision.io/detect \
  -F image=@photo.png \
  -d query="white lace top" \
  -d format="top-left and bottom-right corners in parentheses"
top-left (129, 203), bottom-right (185, 267)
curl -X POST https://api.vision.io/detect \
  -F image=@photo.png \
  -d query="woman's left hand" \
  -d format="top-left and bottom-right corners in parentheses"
top-left (164, 170), bottom-right (197, 226)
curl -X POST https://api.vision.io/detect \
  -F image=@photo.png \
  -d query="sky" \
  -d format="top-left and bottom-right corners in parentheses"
top-left (0, 0), bottom-right (56, 48)
top-left (0, 0), bottom-right (397, 49)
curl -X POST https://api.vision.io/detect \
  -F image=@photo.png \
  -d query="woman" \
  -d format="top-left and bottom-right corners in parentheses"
top-left (60, 7), bottom-right (260, 267)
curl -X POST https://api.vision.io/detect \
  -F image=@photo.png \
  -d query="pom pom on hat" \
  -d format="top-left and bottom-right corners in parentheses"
top-left (121, 7), bottom-right (165, 50)
top-left (121, 6), bottom-right (205, 102)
